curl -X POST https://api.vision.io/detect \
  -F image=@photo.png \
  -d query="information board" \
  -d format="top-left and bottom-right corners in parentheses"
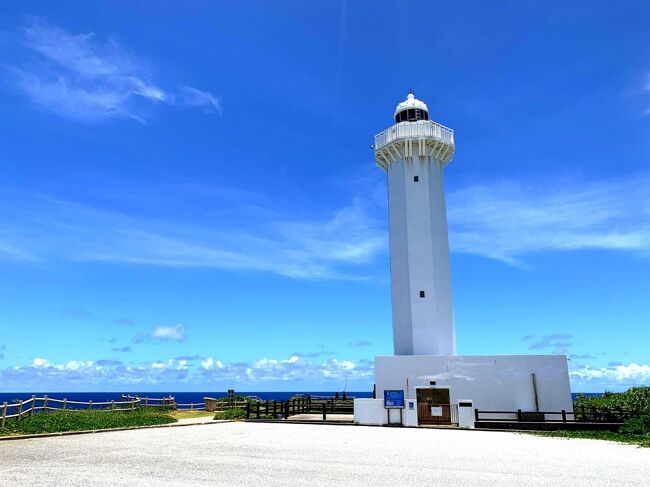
top-left (430, 406), bottom-right (443, 416)
top-left (384, 390), bottom-right (405, 409)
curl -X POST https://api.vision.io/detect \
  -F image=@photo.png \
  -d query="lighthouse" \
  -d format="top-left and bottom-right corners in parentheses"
top-left (374, 92), bottom-right (456, 356)
top-left (354, 92), bottom-right (573, 428)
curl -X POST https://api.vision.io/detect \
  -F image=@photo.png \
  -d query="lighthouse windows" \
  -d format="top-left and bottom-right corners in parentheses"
top-left (395, 108), bottom-right (430, 123)
top-left (414, 176), bottom-right (419, 182)
top-left (419, 291), bottom-right (425, 298)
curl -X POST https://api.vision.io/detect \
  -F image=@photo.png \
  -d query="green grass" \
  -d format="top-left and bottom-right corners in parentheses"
top-left (0, 409), bottom-right (177, 436)
top-left (214, 408), bottom-right (247, 420)
top-left (168, 410), bottom-right (214, 420)
top-left (531, 430), bottom-right (650, 448)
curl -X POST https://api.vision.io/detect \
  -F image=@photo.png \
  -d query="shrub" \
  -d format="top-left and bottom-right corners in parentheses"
top-left (574, 387), bottom-right (650, 413)
top-left (214, 408), bottom-right (247, 420)
top-left (619, 415), bottom-right (650, 436)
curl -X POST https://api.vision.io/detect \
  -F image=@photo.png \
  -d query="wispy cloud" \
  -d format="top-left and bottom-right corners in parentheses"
top-left (110, 346), bottom-right (131, 353)
top-left (1, 173), bottom-right (649, 278)
top-left (528, 334), bottom-right (574, 354)
top-left (133, 324), bottom-right (188, 344)
top-left (292, 350), bottom-right (336, 358)
top-left (5, 18), bottom-right (220, 121)
top-left (644, 73), bottom-right (650, 115)
top-left (151, 324), bottom-right (187, 341)
top-left (0, 184), bottom-right (385, 280)
top-left (349, 339), bottom-right (371, 347)
top-left (447, 175), bottom-right (650, 266)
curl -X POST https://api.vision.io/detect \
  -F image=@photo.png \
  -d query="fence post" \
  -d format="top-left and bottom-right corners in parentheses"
top-left (89, 400), bottom-right (93, 411)
top-left (63, 398), bottom-right (68, 411)
top-left (273, 401), bottom-right (277, 418)
top-left (30, 395), bottom-right (36, 416)
top-left (284, 401), bottom-right (289, 420)
top-left (561, 410), bottom-right (566, 423)
top-left (322, 402), bottom-right (327, 421)
top-left (1, 402), bottom-right (7, 428)
top-left (144, 397), bottom-right (148, 408)
top-left (17, 400), bottom-right (23, 420)
top-left (517, 409), bottom-right (522, 422)
top-left (246, 402), bottom-right (250, 419)
top-left (190, 402), bottom-right (194, 411)
top-left (43, 395), bottom-right (48, 415)
top-left (256, 403), bottom-right (260, 419)
top-left (474, 408), bottom-right (480, 423)
top-left (111, 400), bottom-right (115, 411)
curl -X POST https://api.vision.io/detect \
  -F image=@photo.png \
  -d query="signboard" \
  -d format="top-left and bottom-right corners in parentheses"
top-left (384, 390), bottom-right (405, 409)
top-left (430, 406), bottom-right (443, 416)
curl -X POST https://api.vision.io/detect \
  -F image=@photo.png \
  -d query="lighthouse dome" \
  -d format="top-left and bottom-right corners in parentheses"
top-left (393, 92), bottom-right (429, 123)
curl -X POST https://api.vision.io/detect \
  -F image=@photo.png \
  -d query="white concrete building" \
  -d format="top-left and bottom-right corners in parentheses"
top-left (355, 93), bottom-right (573, 427)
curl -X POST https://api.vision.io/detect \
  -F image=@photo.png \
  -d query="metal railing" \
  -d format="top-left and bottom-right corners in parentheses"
top-left (474, 407), bottom-right (641, 424)
top-left (374, 120), bottom-right (454, 150)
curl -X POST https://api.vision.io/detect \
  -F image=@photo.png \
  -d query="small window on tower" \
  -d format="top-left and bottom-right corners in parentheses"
top-left (419, 290), bottom-right (425, 298)
top-left (414, 176), bottom-right (419, 182)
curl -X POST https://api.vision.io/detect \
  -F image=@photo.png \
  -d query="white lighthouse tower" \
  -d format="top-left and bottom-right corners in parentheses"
top-left (354, 92), bottom-right (573, 428)
top-left (374, 92), bottom-right (456, 356)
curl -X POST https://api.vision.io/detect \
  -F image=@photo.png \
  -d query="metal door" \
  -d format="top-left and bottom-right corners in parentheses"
top-left (416, 388), bottom-right (453, 425)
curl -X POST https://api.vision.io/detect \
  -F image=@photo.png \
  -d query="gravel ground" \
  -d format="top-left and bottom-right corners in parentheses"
top-left (1, 422), bottom-right (649, 486)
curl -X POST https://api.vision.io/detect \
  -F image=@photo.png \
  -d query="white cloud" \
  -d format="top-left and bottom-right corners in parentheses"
top-left (570, 363), bottom-right (650, 391)
top-left (0, 354), bottom-right (373, 389)
top-left (447, 175), bottom-right (650, 266)
top-left (201, 357), bottom-right (225, 370)
top-left (6, 18), bottom-right (220, 122)
top-left (32, 357), bottom-right (50, 368)
top-left (152, 324), bottom-right (187, 342)
top-left (175, 86), bottom-right (222, 113)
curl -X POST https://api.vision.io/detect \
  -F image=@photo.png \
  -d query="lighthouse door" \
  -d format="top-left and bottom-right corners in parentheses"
top-left (416, 388), bottom-right (452, 425)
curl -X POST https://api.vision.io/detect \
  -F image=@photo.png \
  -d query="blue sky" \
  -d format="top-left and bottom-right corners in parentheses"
top-left (1, 1), bottom-right (649, 392)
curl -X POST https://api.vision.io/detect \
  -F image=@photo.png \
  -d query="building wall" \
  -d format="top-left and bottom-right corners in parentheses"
top-left (387, 152), bottom-right (455, 356)
top-left (356, 355), bottom-right (572, 426)
top-left (375, 355), bottom-right (573, 415)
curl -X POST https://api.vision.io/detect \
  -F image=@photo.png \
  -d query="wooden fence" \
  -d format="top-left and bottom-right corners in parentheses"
top-left (1, 395), bottom-right (143, 428)
top-left (122, 394), bottom-right (213, 411)
top-left (1, 394), bottom-right (356, 427)
top-left (244, 397), bottom-right (354, 420)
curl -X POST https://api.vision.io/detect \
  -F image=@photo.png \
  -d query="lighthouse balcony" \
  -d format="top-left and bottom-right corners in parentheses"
top-left (374, 120), bottom-right (455, 170)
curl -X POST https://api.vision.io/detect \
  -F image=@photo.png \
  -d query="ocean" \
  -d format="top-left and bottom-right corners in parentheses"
top-left (0, 391), bottom-right (601, 404)
top-left (0, 391), bottom-right (373, 406)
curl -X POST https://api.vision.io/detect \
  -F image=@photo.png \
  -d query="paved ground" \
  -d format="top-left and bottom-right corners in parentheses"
top-left (1, 422), bottom-right (649, 486)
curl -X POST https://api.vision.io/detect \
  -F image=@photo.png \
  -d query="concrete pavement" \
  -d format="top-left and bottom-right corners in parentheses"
top-left (1, 422), bottom-right (648, 486)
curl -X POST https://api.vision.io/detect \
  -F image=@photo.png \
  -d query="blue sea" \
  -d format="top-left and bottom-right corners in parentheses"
top-left (0, 391), bottom-right (601, 404)
top-left (0, 391), bottom-right (373, 406)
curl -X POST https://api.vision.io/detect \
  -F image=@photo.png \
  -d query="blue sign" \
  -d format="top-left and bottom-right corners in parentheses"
top-left (384, 390), bottom-right (405, 409)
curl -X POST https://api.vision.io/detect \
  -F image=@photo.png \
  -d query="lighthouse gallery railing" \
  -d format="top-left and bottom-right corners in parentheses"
top-left (374, 120), bottom-right (454, 151)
